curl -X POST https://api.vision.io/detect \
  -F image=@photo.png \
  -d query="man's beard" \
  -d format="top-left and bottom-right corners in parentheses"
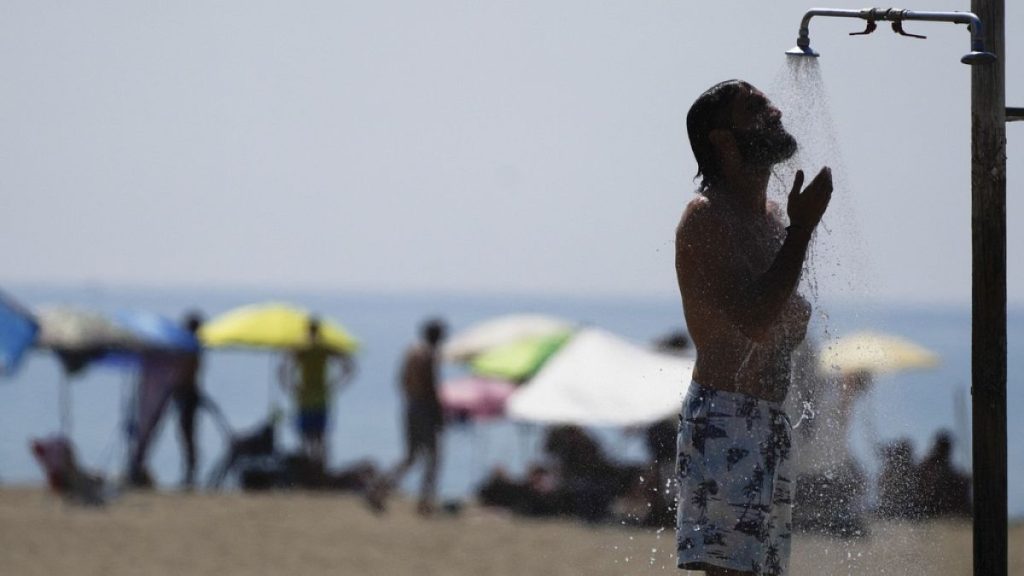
top-left (733, 118), bottom-right (797, 168)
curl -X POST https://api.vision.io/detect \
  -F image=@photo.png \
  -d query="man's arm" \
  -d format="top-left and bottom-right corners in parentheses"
top-left (677, 169), bottom-right (831, 341)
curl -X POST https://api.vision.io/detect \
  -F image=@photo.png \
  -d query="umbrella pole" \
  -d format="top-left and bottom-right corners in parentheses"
top-left (471, 422), bottom-right (485, 482)
top-left (268, 354), bottom-right (278, 416)
top-left (59, 373), bottom-right (71, 437)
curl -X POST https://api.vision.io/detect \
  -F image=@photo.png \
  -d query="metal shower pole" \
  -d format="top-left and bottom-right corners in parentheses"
top-left (969, 1), bottom-right (1006, 575)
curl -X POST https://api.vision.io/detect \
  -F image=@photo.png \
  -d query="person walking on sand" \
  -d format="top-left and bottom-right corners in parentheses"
top-left (674, 80), bottom-right (832, 576)
top-left (172, 311), bottom-right (204, 489)
top-left (280, 316), bottom-right (353, 471)
top-left (369, 318), bottom-right (447, 516)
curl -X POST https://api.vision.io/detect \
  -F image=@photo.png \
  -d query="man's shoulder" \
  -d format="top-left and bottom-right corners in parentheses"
top-left (404, 343), bottom-right (430, 361)
top-left (677, 194), bottom-right (728, 242)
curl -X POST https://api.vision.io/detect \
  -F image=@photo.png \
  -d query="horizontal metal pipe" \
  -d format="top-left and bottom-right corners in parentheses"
top-left (794, 7), bottom-right (992, 62)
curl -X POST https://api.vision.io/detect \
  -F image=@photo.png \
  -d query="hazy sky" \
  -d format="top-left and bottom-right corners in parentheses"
top-left (1, 1), bottom-right (1021, 305)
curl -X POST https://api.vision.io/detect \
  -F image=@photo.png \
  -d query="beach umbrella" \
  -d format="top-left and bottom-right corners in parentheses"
top-left (115, 311), bottom-right (199, 353)
top-left (443, 314), bottom-right (574, 362)
top-left (506, 328), bottom-right (695, 427)
top-left (94, 310), bottom-right (200, 367)
top-left (34, 306), bottom-right (148, 435)
top-left (817, 331), bottom-right (940, 376)
top-left (0, 291), bottom-right (38, 376)
top-left (199, 302), bottom-right (358, 355)
top-left (35, 306), bottom-right (146, 374)
top-left (439, 376), bottom-right (516, 422)
top-left (468, 329), bottom-right (573, 382)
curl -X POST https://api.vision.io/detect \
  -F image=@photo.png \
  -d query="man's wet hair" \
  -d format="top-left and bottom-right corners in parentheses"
top-left (687, 79), bottom-right (751, 189)
top-left (421, 318), bottom-right (447, 345)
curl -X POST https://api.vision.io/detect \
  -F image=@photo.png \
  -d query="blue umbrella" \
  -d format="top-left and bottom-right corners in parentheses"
top-left (0, 291), bottom-right (38, 376)
top-left (103, 311), bottom-right (199, 366)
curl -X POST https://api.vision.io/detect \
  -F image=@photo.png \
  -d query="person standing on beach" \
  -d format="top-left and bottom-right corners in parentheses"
top-left (280, 316), bottom-right (353, 470)
top-left (674, 80), bottom-right (832, 575)
top-left (128, 312), bottom-right (205, 490)
top-left (172, 311), bottom-right (204, 489)
top-left (369, 318), bottom-right (447, 516)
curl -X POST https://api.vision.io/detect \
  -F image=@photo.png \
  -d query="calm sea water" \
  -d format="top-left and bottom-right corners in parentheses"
top-left (1, 286), bottom-right (1021, 517)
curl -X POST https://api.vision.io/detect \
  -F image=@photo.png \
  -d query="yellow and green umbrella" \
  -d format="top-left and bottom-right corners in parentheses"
top-left (200, 302), bottom-right (359, 355)
top-left (469, 329), bottom-right (573, 382)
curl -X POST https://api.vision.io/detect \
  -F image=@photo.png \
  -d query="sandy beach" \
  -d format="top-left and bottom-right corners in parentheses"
top-left (0, 488), bottom-right (1020, 576)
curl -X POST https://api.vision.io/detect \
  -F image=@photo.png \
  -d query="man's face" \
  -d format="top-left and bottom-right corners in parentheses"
top-left (728, 86), bottom-right (797, 168)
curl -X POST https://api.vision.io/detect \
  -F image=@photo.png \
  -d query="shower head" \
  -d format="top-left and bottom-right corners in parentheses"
top-left (786, 44), bottom-right (820, 57)
top-left (786, 28), bottom-right (819, 58)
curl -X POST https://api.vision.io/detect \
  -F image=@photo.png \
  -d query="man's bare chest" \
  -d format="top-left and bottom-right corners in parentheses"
top-left (731, 219), bottom-right (784, 274)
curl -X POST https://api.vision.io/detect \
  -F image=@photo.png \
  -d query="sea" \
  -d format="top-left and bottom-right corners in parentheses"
top-left (1, 285), bottom-right (1021, 518)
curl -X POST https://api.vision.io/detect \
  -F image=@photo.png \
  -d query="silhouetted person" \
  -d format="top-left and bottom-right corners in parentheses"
top-left (128, 350), bottom-right (191, 488)
top-left (369, 318), bottom-right (447, 516)
top-left (877, 438), bottom-right (920, 519)
top-left (675, 80), bottom-right (832, 576)
top-left (917, 430), bottom-right (971, 518)
top-left (543, 425), bottom-right (640, 523)
top-left (172, 311), bottom-right (203, 489)
top-left (643, 419), bottom-right (679, 527)
top-left (279, 316), bottom-right (353, 471)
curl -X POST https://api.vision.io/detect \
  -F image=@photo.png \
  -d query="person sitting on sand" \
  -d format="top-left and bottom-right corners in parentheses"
top-left (876, 438), bottom-right (920, 519)
top-left (916, 430), bottom-right (971, 518)
top-left (675, 80), bottom-right (831, 575)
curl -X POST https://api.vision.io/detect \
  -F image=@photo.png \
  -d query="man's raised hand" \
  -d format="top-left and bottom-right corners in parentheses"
top-left (787, 167), bottom-right (833, 232)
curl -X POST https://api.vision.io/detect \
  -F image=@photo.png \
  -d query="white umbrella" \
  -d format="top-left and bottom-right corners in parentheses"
top-left (506, 328), bottom-right (695, 427)
top-left (34, 306), bottom-right (147, 436)
top-left (36, 306), bottom-right (144, 353)
top-left (443, 314), bottom-right (574, 362)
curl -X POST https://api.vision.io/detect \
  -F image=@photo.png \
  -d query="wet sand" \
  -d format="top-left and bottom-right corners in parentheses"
top-left (0, 487), bottom-right (1020, 575)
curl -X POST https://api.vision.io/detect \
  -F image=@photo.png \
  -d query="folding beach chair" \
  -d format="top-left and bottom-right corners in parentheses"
top-left (30, 435), bottom-right (110, 506)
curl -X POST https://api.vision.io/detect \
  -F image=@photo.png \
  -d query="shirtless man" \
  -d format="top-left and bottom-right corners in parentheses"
top-left (280, 317), bottom-right (353, 471)
top-left (674, 80), bottom-right (832, 575)
top-left (369, 318), bottom-right (447, 516)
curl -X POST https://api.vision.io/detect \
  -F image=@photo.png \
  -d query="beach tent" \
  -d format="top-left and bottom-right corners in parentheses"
top-left (0, 291), bottom-right (38, 376)
top-left (443, 314), bottom-right (574, 362)
top-left (506, 328), bottom-right (695, 427)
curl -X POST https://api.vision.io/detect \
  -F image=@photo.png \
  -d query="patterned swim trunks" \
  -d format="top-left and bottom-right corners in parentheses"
top-left (676, 382), bottom-right (794, 575)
